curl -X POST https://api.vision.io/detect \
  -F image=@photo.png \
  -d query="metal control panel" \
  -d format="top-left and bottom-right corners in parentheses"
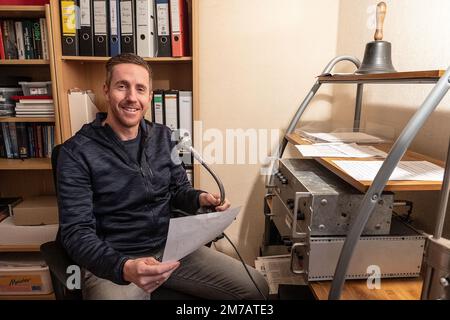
top-left (290, 217), bottom-right (426, 281)
top-left (272, 159), bottom-right (393, 237)
top-left (269, 159), bottom-right (426, 282)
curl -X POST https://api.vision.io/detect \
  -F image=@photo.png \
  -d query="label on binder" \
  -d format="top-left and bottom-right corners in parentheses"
top-left (61, 1), bottom-right (77, 35)
top-left (121, 1), bottom-right (133, 34)
top-left (157, 3), bottom-right (170, 36)
top-left (80, 0), bottom-right (91, 26)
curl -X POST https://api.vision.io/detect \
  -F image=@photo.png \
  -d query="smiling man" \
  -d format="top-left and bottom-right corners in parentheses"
top-left (56, 53), bottom-right (268, 300)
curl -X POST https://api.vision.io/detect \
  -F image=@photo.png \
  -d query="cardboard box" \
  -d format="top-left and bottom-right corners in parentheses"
top-left (0, 217), bottom-right (58, 246)
top-left (12, 196), bottom-right (58, 226)
top-left (0, 253), bottom-right (53, 295)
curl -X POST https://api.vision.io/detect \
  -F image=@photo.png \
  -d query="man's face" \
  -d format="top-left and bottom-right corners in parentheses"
top-left (104, 63), bottom-right (151, 129)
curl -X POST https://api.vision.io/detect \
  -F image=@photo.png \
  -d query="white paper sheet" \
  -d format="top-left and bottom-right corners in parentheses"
top-left (162, 207), bottom-right (241, 262)
top-left (297, 130), bottom-right (385, 144)
top-left (295, 143), bottom-right (387, 158)
top-left (254, 255), bottom-right (306, 294)
top-left (332, 160), bottom-right (444, 181)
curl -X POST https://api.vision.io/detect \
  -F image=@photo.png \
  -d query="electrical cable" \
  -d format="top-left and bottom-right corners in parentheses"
top-left (222, 232), bottom-right (268, 300)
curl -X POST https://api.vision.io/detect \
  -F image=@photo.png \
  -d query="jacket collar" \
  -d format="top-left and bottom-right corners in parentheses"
top-left (92, 112), bottom-right (153, 140)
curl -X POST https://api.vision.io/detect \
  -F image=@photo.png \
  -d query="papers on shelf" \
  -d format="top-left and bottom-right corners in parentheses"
top-left (297, 130), bottom-right (385, 144)
top-left (332, 160), bottom-right (444, 181)
top-left (295, 143), bottom-right (387, 158)
top-left (162, 207), bottom-right (240, 262)
top-left (254, 255), bottom-right (306, 294)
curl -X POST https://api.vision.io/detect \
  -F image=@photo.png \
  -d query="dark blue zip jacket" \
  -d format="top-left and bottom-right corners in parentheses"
top-left (57, 113), bottom-right (202, 284)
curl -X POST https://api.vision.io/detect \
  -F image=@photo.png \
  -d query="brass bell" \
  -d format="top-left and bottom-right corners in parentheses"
top-left (356, 2), bottom-right (397, 74)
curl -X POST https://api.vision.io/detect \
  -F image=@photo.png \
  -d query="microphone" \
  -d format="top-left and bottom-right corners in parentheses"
top-left (175, 133), bottom-right (226, 207)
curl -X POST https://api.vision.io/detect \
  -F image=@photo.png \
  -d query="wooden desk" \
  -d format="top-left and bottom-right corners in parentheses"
top-left (310, 278), bottom-right (423, 300)
top-left (286, 132), bottom-right (445, 192)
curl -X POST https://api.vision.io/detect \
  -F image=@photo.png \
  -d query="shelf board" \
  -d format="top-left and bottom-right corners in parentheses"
top-left (0, 5), bottom-right (45, 18)
top-left (310, 277), bottom-right (423, 300)
top-left (0, 59), bottom-right (50, 65)
top-left (0, 158), bottom-right (51, 170)
top-left (0, 292), bottom-right (55, 300)
top-left (286, 132), bottom-right (445, 192)
top-left (317, 70), bottom-right (445, 84)
top-left (0, 244), bottom-right (41, 252)
top-left (0, 117), bottom-right (54, 123)
top-left (61, 56), bottom-right (193, 64)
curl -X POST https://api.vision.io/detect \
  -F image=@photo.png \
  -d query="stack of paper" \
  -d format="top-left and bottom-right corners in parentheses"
top-left (162, 207), bottom-right (240, 262)
top-left (15, 98), bottom-right (54, 117)
top-left (332, 160), bottom-right (444, 181)
top-left (295, 143), bottom-right (387, 158)
top-left (297, 130), bottom-right (385, 144)
top-left (254, 255), bottom-right (306, 294)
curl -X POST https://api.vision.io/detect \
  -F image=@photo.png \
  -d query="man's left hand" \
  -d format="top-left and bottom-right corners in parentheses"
top-left (199, 192), bottom-right (231, 211)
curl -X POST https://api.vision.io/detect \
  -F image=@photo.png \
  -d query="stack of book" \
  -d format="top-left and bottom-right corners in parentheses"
top-left (0, 18), bottom-right (49, 60)
top-left (0, 87), bottom-right (22, 117)
top-left (0, 122), bottom-right (55, 159)
top-left (13, 96), bottom-right (54, 118)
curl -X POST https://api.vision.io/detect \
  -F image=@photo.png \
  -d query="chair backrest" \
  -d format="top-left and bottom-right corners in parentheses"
top-left (51, 144), bottom-right (63, 243)
top-left (51, 144), bottom-right (62, 194)
top-left (41, 144), bottom-right (82, 299)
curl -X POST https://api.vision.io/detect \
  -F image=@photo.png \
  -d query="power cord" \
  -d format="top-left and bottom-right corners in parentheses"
top-left (222, 233), bottom-right (268, 300)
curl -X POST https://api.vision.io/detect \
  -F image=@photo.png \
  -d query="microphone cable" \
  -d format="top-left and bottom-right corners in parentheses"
top-left (222, 233), bottom-right (268, 300)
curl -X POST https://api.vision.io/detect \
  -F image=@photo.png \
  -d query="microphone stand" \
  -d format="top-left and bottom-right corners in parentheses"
top-left (177, 135), bottom-right (225, 208)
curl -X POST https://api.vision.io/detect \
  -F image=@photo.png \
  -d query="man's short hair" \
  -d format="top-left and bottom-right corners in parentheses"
top-left (105, 53), bottom-right (152, 87)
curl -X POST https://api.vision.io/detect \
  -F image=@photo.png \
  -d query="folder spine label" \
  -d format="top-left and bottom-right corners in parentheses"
top-left (120, 1), bottom-right (133, 34)
top-left (169, 0), bottom-right (180, 33)
top-left (61, 1), bottom-right (77, 35)
top-left (80, 0), bottom-right (91, 26)
top-left (93, 1), bottom-right (107, 34)
top-left (152, 92), bottom-right (164, 124)
top-left (156, 2), bottom-right (170, 36)
top-left (110, 0), bottom-right (119, 35)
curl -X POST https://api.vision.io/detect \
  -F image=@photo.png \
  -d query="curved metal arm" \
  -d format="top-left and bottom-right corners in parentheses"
top-left (268, 56), bottom-right (361, 188)
top-left (188, 145), bottom-right (226, 206)
top-left (329, 67), bottom-right (450, 300)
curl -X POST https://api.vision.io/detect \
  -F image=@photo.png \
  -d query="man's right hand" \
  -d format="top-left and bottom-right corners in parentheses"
top-left (123, 257), bottom-right (180, 293)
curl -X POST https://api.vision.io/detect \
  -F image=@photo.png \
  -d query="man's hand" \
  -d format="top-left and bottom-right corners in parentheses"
top-left (123, 257), bottom-right (180, 293)
top-left (199, 192), bottom-right (231, 211)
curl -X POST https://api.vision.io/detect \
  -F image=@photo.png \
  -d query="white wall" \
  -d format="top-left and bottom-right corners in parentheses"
top-left (334, 0), bottom-right (450, 237)
top-left (197, 0), bottom-right (340, 263)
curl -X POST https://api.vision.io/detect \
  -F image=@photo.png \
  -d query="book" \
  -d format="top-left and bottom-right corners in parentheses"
top-left (2, 20), bottom-right (18, 59)
top-left (22, 20), bottom-right (35, 59)
top-left (32, 19), bottom-right (43, 59)
top-left (18, 99), bottom-right (54, 104)
top-left (39, 18), bottom-right (49, 59)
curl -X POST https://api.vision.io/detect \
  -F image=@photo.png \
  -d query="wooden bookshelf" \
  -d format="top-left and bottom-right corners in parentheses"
top-left (0, 158), bottom-right (51, 170)
top-left (0, 5), bottom-right (45, 18)
top-left (318, 70), bottom-right (445, 84)
top-left (0, 117), bottom-right (54, 123)
top-left (286, 132), bottom-right (445, 192)
top-left (61, 56), bottom-right (193, 64)
top-left (0, 59), bottom-right (50, 65)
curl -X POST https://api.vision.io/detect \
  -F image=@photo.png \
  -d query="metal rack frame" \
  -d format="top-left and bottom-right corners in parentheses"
top-left (269, 55), bottom-right (450, 300)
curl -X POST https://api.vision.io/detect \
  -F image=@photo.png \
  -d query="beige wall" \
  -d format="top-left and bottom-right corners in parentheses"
top-left (334, 0), bottom-right (450, 237)
top-left (197, 0), bottom-right (340, 263)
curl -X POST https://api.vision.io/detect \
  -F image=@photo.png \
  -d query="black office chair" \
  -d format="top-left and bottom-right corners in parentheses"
top-left (40, 145), bottom-right (197, 300)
